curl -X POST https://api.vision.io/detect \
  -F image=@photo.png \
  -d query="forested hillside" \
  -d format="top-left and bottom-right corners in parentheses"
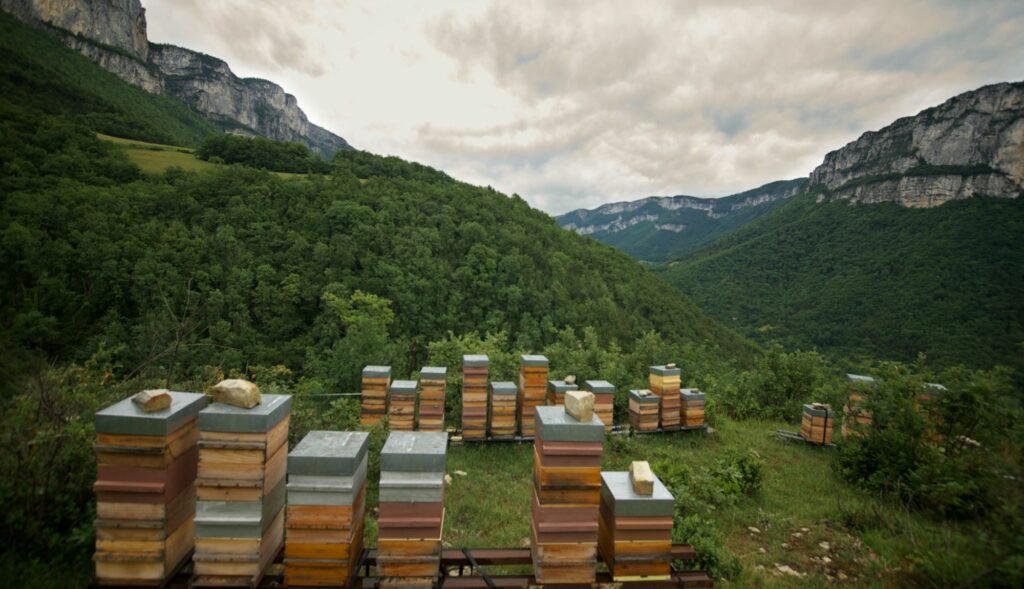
top-left (660, 192), bottom-right (1024, 371)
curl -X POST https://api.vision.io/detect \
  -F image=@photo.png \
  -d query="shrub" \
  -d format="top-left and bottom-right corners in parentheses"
top-left (718, 345), bottom-right (836, 421)
top-left (673, 514), bottom-right (742, 580)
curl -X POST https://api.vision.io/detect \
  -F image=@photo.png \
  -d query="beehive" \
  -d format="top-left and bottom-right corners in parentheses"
top-left (389, 380), bottom-right (418, 432)
top-left (843, 373), bottom-right (874, 437)
top-left (584, 380), bottom-right (615, 432)
top-left (284, 431), bottom-right (369, 587)
top-left (680, 389), bottom-right (706, 427)
top-left (628, 390), bottom-right (660, 432)
top-left (649, 366), bottom-right (681, 429)
top-left (519, 355), bottom-right (550, 437)
top-left (800, 403), bottom-right (834, 445)
top-left (489, 381), bottom-right (518, 439)
top-left (461, 355), bottom-right (489, 440)
top-left (92, 392), bottom-right (207, 586)
top-left (418, 367), bottom-right (447, 432)
top-left (598, 471), bottom-right (675, 581)
top-left (547, 380), bottom-right (579, 406)
top-left (360, 365), bottom-right (391, 426)
top-left (192, 395), bottom-right (292, 586)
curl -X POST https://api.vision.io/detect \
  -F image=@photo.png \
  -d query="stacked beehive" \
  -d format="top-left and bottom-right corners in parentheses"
top-left (389, 380), bottom-right (418, 431)
top-left (360, 365), bottom-right (391, 426)
top-left (519, 355), bottom-right (550, 437)
top-left (284, 431), bottom-right (369, 587)
top-left (193, 395), bottom-right (292, 586)
top-left (800, 403), bottom-right (835, 445)
top-left (649, 366), bottom-right (681, 429)
top-left (584, 380), bottom-right (615, 432)
top-left (532, 404), bottom-right (605, 584)
top-left (93, 392), bottom-right (207, 585)
top-left (547, 379), bottom-right (578, 405)
top-left (418, 367), bottom-right (447, 432)
top-left (628, 390), bottom-right (660, 432)
top-left (377, 431), bottom-right (448, 588)
top-left (842, 373), bottom-right (875, 437)
top-left (489, 381), bottom-right (518, 439)
top-left (680, 389), bottom-right (706, 427)
top-left (461, 355), bottom-right (489, 440)
top-left (598, 466), bottom-right (675, 581)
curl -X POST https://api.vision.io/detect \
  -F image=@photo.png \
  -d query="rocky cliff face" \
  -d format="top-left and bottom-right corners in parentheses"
top-left (1, 0), bottom-right (351, 155)
top-left (810, 82), bottom-right (1023, 207)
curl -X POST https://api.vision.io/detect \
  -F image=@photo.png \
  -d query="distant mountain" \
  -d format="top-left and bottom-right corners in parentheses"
top-left (660, 81), bottom-right (1024, 371)
top-left (0, 0), bottom-right (351, 155)
top-left (557, 179), bottom-right (807, 262)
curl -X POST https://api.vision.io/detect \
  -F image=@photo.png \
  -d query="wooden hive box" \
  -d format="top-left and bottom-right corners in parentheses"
top-left (598, 471), bottom-right (675, 581)
top-left (628, 390), bottom-right (660, 432)
top-left (800, 403), bottom-right (835, 445)
top-left (388, 379), bottom-right (418, 431)
top-left (584, 380), bottom-right (615, 432)
top-left (842, 373), bottom-right (875, 437)
top-left (519, 354), bottom-right (550, 437)
top-left (93, 392), bottom-right (208, 586)
top-left (547, 380), bottom-right (579, 405)
top-left (359, 365), bottom-right (391, 426)
top-left (461, 355), bottom-right (489, 440)
top-left (488, 381), bottom-right (518, 439)
top-left (649, 366), bottom-right (682, 429)
top-left (680, 389), bottom-right (706, 427)
top-left (417, 366), bottom-right (447, 432)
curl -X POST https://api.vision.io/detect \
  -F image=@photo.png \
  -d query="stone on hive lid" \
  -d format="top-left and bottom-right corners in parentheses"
top-left (564, 374), bottom-right (577, 384)
top-left (210, 378), bottom-right (261, 409)
top-left (420, 366), bottom-right (447, 380)
top-left (564, 390), bottom-right (595, 422)
top-left (132, 389), bottom-right (172, 413)
top-left (548, 380), bottom-right (578, 393)
top-left (288, 431), bottom-right (369, 478)
top-left (490, 381), bottom-right (517, 395)
top-left (601, 471), bottom-right (674, 517)
top-left (629, 461), bottom-right (655, 495)
top-left (198, 394), bottom-right (292, 433)
top-left (628, 389), bottom-right (659, 404)
top-left (649, 365), bottom-right (681, 377)
top-left (520, 354), bottom-right (549, 367)
top-left (585, 380), bottom-right (615, 394)
top-left (95, 391), bottom-right (208, 436)
top-left (463, 354), bottom-right (489, 368)
top-left (535, 405), bottom-right (604, 442)
top-left (681, 389), bottom-right (705, 401)
top-left (390, 380), bottom-right (418, 395)
top-left (381, 431), bottom-right (448, 472)
top-left (363, 365), bottom-right (391, 378)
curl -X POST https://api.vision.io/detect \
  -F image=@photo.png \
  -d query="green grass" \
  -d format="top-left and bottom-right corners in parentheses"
top-left (97, 133), bottom-right (307, 178)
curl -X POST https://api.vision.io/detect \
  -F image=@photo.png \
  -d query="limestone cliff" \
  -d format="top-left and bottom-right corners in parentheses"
top-left (1, 0), bottom-right (351, 155)
top-left (810, 82), bottom-right (1023, 207)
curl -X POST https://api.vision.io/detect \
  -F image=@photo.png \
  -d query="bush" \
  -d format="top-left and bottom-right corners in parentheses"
top-left (673, 514), bottom-right (741, 580)
top-left (718, 345), bottom-right (836, 421)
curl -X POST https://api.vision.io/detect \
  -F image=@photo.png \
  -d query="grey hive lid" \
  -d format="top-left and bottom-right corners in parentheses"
top-left (520, 354), bottom-right (549, 367)
top-left (463, 354), bottom-right (489, 368)
top-left (535, 405), bottom-right (605, 442)
top-left (491, 381), bottom-right (518, 395)
top-left (923, 382), bottom-right (947, 394)
top-left (649, 365), bottom-right (681, 377)
top-left (600, 471), bottom-right (674, 517)
top-left (802, 403), bottom-right (834, 417)
top-left (585, 380), bottom-right (615, 393)
top-left (390, 380), bottom-right (418, 395)
top-left (681, 389), bottom-right (705, 401)
top-left (381, 431), bottom-right (448, 472)
top-left (289, 431), bottom-right (369, 477)
top-left (846, 373), bottom-right (875, 384)
top-left (95, 392), bottom-right (208, 436)
top-left (628, 389), bottom-right (660, 404)
top-left (420, 366), bottom-right (447, 379)
top-left (548, 380), bottom-right (579, 393)
top-left (198, 394), bottom-right (292, 433)
top-left (363, 365), bottom-right (391, 378)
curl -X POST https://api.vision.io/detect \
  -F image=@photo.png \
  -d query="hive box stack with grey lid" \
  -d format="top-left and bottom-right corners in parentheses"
top-left (843, 373), bottom-right (875, 437)
top-left (192, 394), bottom-right (292, 586)
top-left (680, 389), bottom-right (706, 428)
top-left (598, 471), bottom-right (675, 580)
top-left (800, 403), bottom-right (834, 445)
top-left (649, 366), bottom-right (682, 429)
top-left (585, 380), bottom-right (615, 432)
top-left (377, 431), bottom-right (448, 587)
top-left (547, 379), bottom-right (578, 405)
top-left (284, 431), bottom-right (369, 587)
top-left (389, 379), bottom-right (418, 431)
top-left (92, 392), bottom-right (207, 585)
top-left (519, 354), bottom-right (549, 437)
top-left (462, 355), bottom-right (488, 440)
top-left (360, 365), bottom-right (391, 426)
top-left (531, 405), bottom-right (605, 584)
top-left (418, 367), bottom-right (447, 432)
top-left (628, 390), bottom-right (660, 432)
top-left (489, 381), bottom-right (518, 438)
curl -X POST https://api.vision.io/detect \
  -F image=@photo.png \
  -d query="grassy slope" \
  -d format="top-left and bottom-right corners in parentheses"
top-left (660, 193), bottom-right (1024, 371)
top-left (97, 133), bottom-right (307, 178)
top-left (0, 11), bottom-right (216, 146)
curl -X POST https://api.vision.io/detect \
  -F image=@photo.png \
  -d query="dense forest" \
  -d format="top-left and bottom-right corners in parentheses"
top-left (660, 192), bottom-right (1024, 373)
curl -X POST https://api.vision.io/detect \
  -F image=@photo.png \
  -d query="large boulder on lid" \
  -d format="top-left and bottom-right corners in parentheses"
top-left (564, 390), bottom-right (595, 422)
top-left (210, 379), bottom-right (261, 409)
top-left (132, 389), bottom-right (171, 413)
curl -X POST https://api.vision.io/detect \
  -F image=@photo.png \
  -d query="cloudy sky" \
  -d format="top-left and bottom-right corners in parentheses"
top-left (145, 0), bottom-right (1024, 215)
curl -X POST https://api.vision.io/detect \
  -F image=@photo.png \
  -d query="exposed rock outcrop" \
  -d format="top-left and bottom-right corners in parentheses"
top-left (1, 0), bottom-right (351, 156)
top-left (810, 82), bottom-right (1023, 207)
